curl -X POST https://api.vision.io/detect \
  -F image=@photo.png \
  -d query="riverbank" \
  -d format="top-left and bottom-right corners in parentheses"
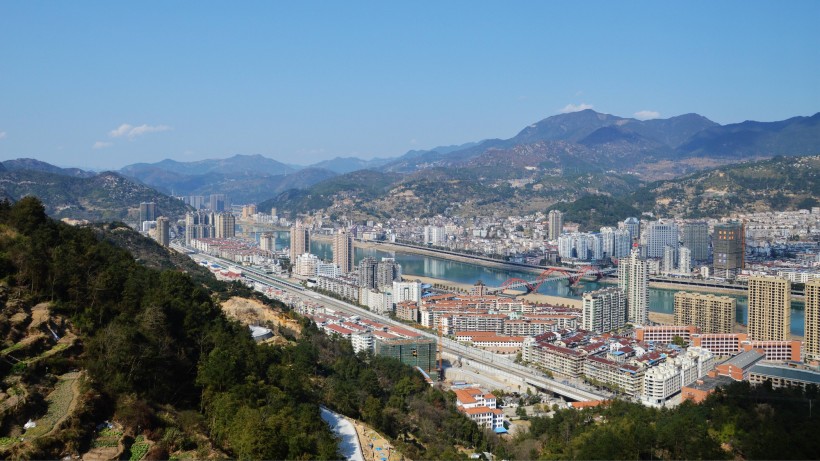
top-left (357, 240), bottom-right (772, 300)
top-left (406, 274), bottom-right (582, 309)
top-left (408, 274), bottom-right (804, 340)
top-left (356, 240), bottom-right (548, 275)
top-left (599, 278), bottom-right (749, 297)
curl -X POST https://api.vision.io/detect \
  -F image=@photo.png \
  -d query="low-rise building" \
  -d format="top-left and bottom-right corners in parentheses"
top-left (454, 388), bottom-right (504, 430)
top-left (635, 325), bottom-right (700, 345)
top-left (748, 364), bottom-right (820, 390)
top-left (714, 349), bottom-right (766, 381)
top-left (395, 301), bottom-right (419, 322)
top-left (523, 339), bottom-right (585, 378)
top-left (583, 355), bottom-right (644, 396)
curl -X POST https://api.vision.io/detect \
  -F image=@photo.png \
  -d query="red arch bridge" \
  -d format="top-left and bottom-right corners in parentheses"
top-left (492, 266), bottom-right (617, 295)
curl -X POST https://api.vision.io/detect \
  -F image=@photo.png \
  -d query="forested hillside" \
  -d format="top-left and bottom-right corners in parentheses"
top-left (0, 197), bottom-right (488, 460)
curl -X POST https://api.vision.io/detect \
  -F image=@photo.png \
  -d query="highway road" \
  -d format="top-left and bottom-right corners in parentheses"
top-left (186, 249), bottom-right (607, 402)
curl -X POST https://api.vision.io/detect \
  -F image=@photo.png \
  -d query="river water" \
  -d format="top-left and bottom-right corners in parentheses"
top-left (307, 240), bottom-right (804, 336)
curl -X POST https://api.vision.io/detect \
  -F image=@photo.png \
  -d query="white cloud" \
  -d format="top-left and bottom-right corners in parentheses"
top-left (0, 131), bottom-right (6, 140)
top-left (634, 110), bottom-right (661, 120)
top-left (109, 123), bottom-right (172, 139)
top-left (92, 141), bottom-right (113, 149)
top-left (559, 103), bottom-right (593, 113)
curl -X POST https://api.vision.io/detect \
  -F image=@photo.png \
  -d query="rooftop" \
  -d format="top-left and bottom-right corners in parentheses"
top-left (751, 364), bottom-right (820, 384)
top-left (722, 349), bottom-right (765, 370)
top-left (684, 375), bottom-right (736, 393)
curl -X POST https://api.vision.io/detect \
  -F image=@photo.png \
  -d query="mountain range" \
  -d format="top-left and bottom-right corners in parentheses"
top-left (114, 110), bottom-right (820, 207)
top-left (0, 160), bottom-right (190, 223)
top-left (2, 109), bottom-right (819, 223)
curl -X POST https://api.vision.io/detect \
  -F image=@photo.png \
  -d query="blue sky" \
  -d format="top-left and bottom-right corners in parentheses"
top-left (1, 1), bottom-right (819, 170)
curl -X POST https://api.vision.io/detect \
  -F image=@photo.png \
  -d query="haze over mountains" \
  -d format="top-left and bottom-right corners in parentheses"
top-left (1, 109), bottom-right (819, 223)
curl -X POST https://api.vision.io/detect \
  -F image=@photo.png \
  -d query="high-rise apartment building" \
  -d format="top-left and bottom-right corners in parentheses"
top-left (612, 229), bottom-right (632, 259)
top-left (621, 217), bottom-right (640, 244)
top-left (241, 204), bottom-right (257, 219)
top-left (289, 223), bottom-right (310, 263)
top-left (259, 233), bottom-right (275, 253)
top-left (673, 292), bottom-right (736, 334)
top-left (618, 248), bottom-right (648, 325)
top-left (358, 257), bottom-right (378, 288)
top-left (548, 210), bottom-right (563, 241)
top-left (646, 221), bottom-right (679, 259)
top-left (747, 276), bottom-right (791, 341)
top-left (155, 216), bottom-right (170, 247)
top-left (376, 258), bottom-right (402, 289)
top-left (333, 229), bottom-right (354, 274)
top-left (662, 245), bottom-right (677, 274)
top-left (600, 227), bottom-right (615, 258)
top-left (713, 222), bottom-right (744, 279)
top-left (582, 287), bottom-right (626, 333)
top-left (189, 195), bottom-right (206, 210)
top-left (681, 222), bottom-right (709, 261)
top-left (209, 194), bottom-right (229, 212)
top-left (678, 246), bottom-right (692, 275)
top-left (424, 225), bottom-right (446, 245)
top-left (139, 202), bottom-right (157, 224)
top-left (805, 280), bottom-right (820, 361)
top-left (185, 211), bottom-right (215, 244)
top-left (215, 212), bottom-right (236, 239)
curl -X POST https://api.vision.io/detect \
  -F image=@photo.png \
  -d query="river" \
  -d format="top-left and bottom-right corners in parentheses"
top-left (306, 240), bottom-right (804, 336)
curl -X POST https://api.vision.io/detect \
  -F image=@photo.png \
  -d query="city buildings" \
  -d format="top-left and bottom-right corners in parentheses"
top-left (645, 221), bottom-right (679, 259)
top-left (376, 258), bottom-right (402, 289)
top-left (621, 217), bottom-right (640, 244)
top-left (155, 216), bottom-right (170, 247)
top-left (548, 210), bottom-right (563, 240)
top-left (713, 221), bottom-right (744, 279)
top-left (358, 257), bottom-right (378, 289)
top-left (662, 245), bottom-right (677, 274)
top-left (373, 337), bottom-right (437, 372)
top-left (618, 248), bottom-right (648, 325)
top-left (747, 276), bottom-right (791, 341)
top-left (185, 211), bottom-right (215, 244)
top-left (673, 292), bottom-right (736, 334)
top-left (209, 193), bottom-right (229, 212)
top-left (581, 287), bottom-right (626, 333)
top-left (139, 201), bottom-right (156, 225)
top-left (681, 222), bottom-right (709, 262)
top-left (643, 348), bottom-right (715, 406)
top-left (294, 253), bottom-right (320, 277)
top-left (214, 212), bottom-right (236, 239)
top-left (678, 246), bottom-right (692, 275)
top-left (454, 388), bottom-right (504, 430)
top-left (393, 280), bottom-right (421, 305)
top-left (424, 225), bottom-right (446, 245)
top-left (290, 223), bottom-right (310, 264)
top-left (558, 233), bottom-right (603, 261)
top-left (805, 280), bottom-right (820, 361)
top-left (748, 364), bottom-right (820, 390)
top-left (600, 227), bottom-right (632, 260)
top-left (333, 229), bottom-right (354, 273)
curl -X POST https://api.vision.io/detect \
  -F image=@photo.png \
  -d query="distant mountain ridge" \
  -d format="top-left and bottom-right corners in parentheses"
top-left (372, 110), bottom-right (820, 176)
top-left (122, 154), bottom-right (296, 177)
top-left (2, 158), bottom-right (96, 178)
top-left (119, 154), bottom-right (333, 203)
top-left (114, 109), bottom-right (820, 204)
top-left (0, 165), bottom-right (190, 223)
